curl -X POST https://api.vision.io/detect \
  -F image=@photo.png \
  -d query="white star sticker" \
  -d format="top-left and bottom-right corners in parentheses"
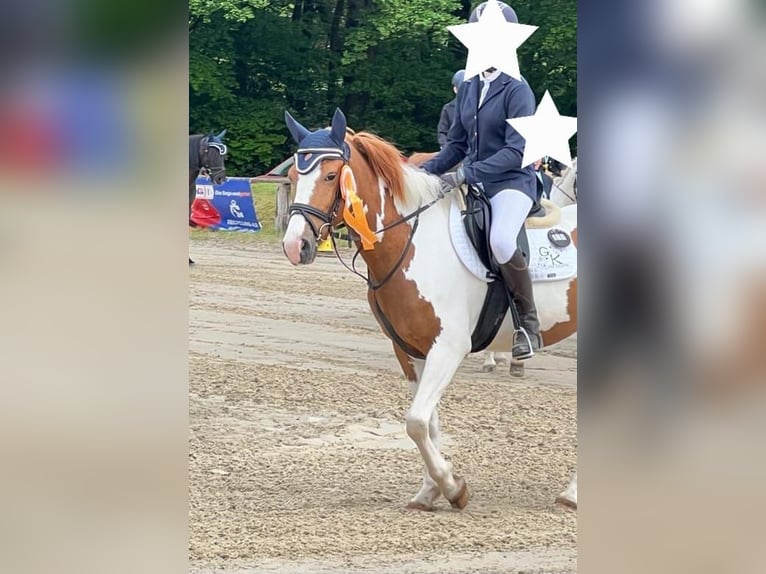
top-left (447, 0), bottom-right (537, 81)
top-left (508, 91), bottom-right (578, 168)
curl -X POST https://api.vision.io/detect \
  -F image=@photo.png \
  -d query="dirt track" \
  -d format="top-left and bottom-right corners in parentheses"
top-left (189, 240), bottom-right (577, 574)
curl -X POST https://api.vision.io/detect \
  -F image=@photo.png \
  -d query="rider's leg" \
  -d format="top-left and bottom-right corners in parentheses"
top-left (488, 189), bottom-right (541, 360)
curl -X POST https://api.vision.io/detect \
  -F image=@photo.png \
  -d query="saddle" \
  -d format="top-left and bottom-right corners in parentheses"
top-left (461, 185), bottom-right (547, 353)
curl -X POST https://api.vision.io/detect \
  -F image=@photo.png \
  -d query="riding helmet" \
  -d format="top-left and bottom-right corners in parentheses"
top-left (451, 69), bottom-right (466, 89)
top-left (469, 1), bottom-right (518, 23)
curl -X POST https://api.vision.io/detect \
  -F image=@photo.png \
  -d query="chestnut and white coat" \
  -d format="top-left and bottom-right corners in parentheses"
top-left (282, 109), bottom-right (577, 510)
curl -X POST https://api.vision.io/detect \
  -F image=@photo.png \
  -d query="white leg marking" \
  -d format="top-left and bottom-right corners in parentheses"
top-left (406, 361), bottom-right (441, 508)
top-left (405, 340), bottom-right (468, 502)
top-left (556, 471), bottom-right (577, 509)
top-left (482, 351), bottom-right (497, 372)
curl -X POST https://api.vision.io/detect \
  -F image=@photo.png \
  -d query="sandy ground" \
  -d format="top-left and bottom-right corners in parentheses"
top-left (189, 240), bottom-right (577, 574)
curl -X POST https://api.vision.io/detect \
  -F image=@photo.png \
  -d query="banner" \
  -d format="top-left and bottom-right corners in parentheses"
top-left (191, 176), bottom-right (261, 231)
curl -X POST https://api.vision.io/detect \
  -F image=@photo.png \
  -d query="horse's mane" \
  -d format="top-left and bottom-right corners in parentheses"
top-left (189, 134), bottom-right (205, 170)
top-left (407, 151), bottom-right (437, 167)
top-left (349, 132), bottom-right (406, 201)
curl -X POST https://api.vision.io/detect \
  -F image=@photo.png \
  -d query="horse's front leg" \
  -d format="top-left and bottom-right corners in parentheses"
top-left (392, 346), bottom-right (441, 510)
top-left (406, 387), bottom-right (443, 511)
top-left (406, 340), bottom-right (470, 509)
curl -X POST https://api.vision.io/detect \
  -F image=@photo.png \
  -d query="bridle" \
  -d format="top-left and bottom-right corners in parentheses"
top-left (287, 146), bottom-right (348, 241)
top-left (199, 136), bottom-right (228, 181)
top-left (288, 146), bottom-right (446, 291)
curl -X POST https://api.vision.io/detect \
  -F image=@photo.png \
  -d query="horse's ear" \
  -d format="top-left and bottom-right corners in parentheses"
top-left (330, 108), bottom-right (347, 146)
top-left (285, 111), bottom-right (311, 145)
top-left (216, 129), bottom-right (227, 140)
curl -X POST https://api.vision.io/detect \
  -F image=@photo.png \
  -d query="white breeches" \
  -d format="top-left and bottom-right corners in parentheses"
top-left (488, 189), bottom-right (533, 264)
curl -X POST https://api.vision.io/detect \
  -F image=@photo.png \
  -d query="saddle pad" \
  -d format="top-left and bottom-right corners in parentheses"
top-left (449, 198), bottom-right (576, 283)
top-left (527, 227), bottom-right (577, 282)
top-left (449, 198), bottom-right (492, 282)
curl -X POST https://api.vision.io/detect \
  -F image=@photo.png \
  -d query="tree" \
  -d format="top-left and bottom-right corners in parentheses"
top-left (189, 0), bottom-right (577, 175)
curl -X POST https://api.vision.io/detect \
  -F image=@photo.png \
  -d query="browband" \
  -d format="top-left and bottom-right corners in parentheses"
top-left (207, 142), bottom-right (228, 155)
top-left (295, 146), bottom-right (349, 174)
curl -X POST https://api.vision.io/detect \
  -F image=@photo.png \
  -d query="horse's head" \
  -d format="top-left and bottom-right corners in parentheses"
top-left (550, 157), bottom-right (578, 207)
top-left (201, 130), bottom-right (228, 185)
top-left (282, 108), bottom-right (350, 265)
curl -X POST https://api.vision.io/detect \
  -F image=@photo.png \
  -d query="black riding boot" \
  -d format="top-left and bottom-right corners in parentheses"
top-left (498, 249), bottom-right (542, 360)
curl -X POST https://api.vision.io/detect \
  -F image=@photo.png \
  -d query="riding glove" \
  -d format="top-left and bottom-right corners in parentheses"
top-left (439, 166), bottom-right (465, 191)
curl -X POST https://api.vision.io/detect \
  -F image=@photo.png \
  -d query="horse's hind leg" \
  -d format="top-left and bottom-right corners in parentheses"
top-left (509, 359), bottom-right (525, 378)
top-left (555, 471), bottom-right (577, 510)
top-left (482, 352), bottom-right (497, 372)
top-left (406, 341), bottom-right (470, 509)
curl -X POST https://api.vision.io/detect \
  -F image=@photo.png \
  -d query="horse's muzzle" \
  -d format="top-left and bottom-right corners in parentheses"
top-left (282, 217), bottom-right (317, 265)
top-left (299, 237), bottom-right (317, 264)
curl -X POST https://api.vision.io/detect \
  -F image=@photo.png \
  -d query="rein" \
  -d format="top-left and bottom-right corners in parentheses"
top-left (289, 157), bottom-right (446, 291)
top-left (329, 194), bottom-right (442, 291)
top-left (552, 180), bottom-right (577, 203)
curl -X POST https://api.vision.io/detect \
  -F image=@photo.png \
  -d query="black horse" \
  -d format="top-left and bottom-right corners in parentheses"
top-left (189, 131), bottom-right (228, 265)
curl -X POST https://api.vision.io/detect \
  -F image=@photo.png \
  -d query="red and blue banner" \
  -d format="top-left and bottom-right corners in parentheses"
top-left (191, 176), bottom-right (261, 231)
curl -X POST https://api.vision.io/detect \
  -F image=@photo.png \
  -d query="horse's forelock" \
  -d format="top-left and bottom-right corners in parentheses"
top-left (349, 133), bottom-right (405, 201)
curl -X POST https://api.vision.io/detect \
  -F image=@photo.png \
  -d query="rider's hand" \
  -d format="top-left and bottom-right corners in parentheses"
top-left (439, 166), bottom-right (465, 191)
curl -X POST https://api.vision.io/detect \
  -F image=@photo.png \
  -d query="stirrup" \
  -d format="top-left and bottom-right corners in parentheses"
top-left (512, 328), bottom-right (535, 360)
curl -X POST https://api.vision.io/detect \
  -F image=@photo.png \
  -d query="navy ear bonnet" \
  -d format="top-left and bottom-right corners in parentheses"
top-left (285, 108), bottom-right (350, 174)
top-left (206, 129), bottom-right (228, 155)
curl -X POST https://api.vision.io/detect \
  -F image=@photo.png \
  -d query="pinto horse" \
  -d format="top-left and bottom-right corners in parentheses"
top-left (282, 109), bottom-right (577, 510)
top-left (189, 131), bottom-right (228, 265)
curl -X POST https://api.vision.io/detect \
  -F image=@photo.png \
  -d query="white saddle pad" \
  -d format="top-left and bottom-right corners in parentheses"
top-left (448, 199), bottom-right (577, 283)
top-left (449, 199), bottom-right (493, 282)
top-left (527, 227), bottom-right (577, 282)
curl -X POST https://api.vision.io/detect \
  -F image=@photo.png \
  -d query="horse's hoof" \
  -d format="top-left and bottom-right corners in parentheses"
top-left (481, 364), bottom-right (496, 373)
top-left (406, 501), bottom-right (436, 512)
top-left (555, 495), bottom-right (577, 510)
top-left (509, 363), bottom-right (525, 378)
top-left (189, 258), bottom-right (196, 266)
top-left (448, 477), bottom-right (470, 510)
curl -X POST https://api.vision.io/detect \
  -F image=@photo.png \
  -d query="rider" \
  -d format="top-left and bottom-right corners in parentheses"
top-left (421, 1), bottom-right (541, 360)
top-left (534, 158), bottom-right (553, 200)
top-left (437, 69), bottom-right (466, 149)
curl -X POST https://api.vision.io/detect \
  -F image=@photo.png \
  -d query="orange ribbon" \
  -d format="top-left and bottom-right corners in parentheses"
top-left (340, 165), bottom-right (378, 250)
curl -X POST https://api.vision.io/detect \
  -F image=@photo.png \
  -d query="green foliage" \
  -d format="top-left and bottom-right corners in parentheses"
top-left (190, 0), bottom-right (577, 175)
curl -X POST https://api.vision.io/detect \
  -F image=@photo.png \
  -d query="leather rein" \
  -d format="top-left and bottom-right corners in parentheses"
top-left (288, 153), bottom-right (446, 292)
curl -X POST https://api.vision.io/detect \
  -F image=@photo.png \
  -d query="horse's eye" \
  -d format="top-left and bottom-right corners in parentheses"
top-left (325, 173), bottom-right (337, 182)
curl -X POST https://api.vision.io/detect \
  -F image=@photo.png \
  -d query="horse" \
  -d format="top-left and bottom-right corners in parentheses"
top-left (549, 157), bottom-right (577, 207)
top-left (189, 131), bottom-right (228, 265)
top-left (282, 108), bottom-right (577, 510)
